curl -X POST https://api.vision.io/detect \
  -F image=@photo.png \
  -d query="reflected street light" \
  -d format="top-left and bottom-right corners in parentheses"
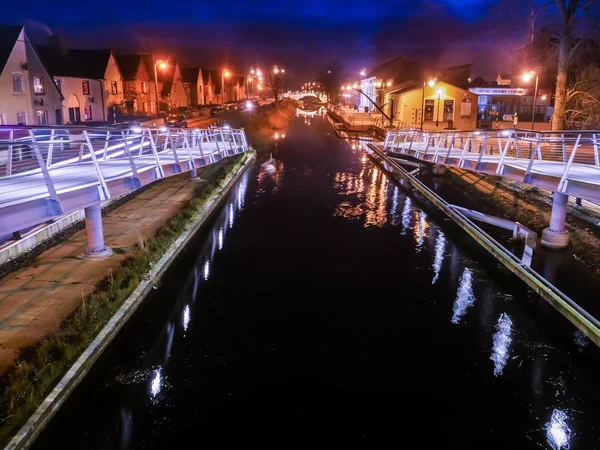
top-left (154, 59), bottom-right (168, 115)
top-left (522, 70), bottom-right (539, 130)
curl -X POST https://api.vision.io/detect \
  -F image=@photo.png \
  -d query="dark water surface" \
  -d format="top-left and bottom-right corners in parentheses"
top-left (34, 110), bottom-right (600, 449)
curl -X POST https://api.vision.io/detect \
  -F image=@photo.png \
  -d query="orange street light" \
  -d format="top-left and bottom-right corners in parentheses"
top-left (428, 79), bottom-right (436, 87)
top-left (222, 69), bottom-right (231, 104)
top-left (153, 59), bottom-right (168, 114)
top-left (521, 70), bottom-right (539, 130)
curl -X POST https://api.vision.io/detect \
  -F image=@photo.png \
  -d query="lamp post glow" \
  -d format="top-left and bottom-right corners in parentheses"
top-left (436, 88), bottom-right (442, 127)
top-left (154, 60), bottom-right (168, 115)
top-left (360, 69), bottom-right (366, 77)
top-left (421, 78), bottom-right (436, 130)
top-left (522, 71), bottom-right (539, 130)
top-left (222, 70), bottom-right (230, 104)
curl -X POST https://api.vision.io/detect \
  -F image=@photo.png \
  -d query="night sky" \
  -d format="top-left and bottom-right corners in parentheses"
top-left (5, 0), bottom-right (533, 82)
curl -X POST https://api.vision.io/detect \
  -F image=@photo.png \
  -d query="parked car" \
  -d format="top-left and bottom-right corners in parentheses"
top-left (165, 115), bottom-right (188, 128)
top-left (225, 101), bottom-right (239, 111)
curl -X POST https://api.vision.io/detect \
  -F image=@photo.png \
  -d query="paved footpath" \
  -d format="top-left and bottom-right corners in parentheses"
top-left (0, 173), bottom-right (201, 375)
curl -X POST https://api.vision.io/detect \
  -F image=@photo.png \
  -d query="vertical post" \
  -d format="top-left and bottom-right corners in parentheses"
top-left (102, 131), bottom-right (111, 160)
top-left (146, 129), bottom-right (166, 178)
top-left (83, 130), bottom-right (110, 201)
top-left (83, 203), bottom-right (113, 258)
top-left (6, 130), bottom-right (13, 176)
top-left (541, 192), bottom-right (569, 249)
top-left (531, 74), bottom-right (538, 131)
top-left (46, 129), bottom-right (55, 168)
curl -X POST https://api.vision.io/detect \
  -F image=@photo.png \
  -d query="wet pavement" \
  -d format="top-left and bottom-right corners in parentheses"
top-left (34, 107), bottom-right (600, 449)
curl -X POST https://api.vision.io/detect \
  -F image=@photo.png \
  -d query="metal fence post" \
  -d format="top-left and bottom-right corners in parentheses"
top-left (83, 130), bottom-right (111, 200)
top-left (102, 131), bottom-right (111, 160)
top-left (146, 128), bottom-right (166, 178)
top-left (182, 129), bottom-right (195, 170)
top-left (593, 133), bottom-right (599, 166)
top-left (28, 130), bottom-right (63, 214)
top-left (46, 129), bottom-right (55, 168)
top-left (558, 133), bottom-right (582, 193)
top-left (120, 130), bottom-right (141, 183)
top-left (6, 130), bottom-right (13, 176)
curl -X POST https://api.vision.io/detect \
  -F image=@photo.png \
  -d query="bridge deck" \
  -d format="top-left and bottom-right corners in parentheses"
top-left (383, 129), bottom-right (600, 203)
top-left (0, 127), bottom-right (248, 235)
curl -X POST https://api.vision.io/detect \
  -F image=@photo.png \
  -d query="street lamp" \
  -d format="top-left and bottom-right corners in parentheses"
top-left (421, 78), bottom-right (436, 130)
top-left (154, 60), bottom-right (168, 115)
top-left (436, 88), bottom-right (443, 127)
top-left (222, 69), bottom-right (230, 104)
top-left (360, 69), bottom-right (366, 77)
top-left (522, 70), bottom-right (539, 130)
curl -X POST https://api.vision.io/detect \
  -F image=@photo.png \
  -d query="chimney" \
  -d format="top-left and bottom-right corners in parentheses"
top-left (47, 34), bottom-right (68, 56)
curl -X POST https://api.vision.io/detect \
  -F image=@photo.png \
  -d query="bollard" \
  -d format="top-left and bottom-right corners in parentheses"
top-left (83, 203), bottom-right (113, 258)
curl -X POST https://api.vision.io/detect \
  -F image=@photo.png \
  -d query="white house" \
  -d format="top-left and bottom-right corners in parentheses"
top-left (0, 25), bottom-right (63, 125)
top-left (37, 39), bottom-right (122, 124)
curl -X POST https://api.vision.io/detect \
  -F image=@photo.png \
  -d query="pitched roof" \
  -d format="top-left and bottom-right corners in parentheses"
top-left (200, 68), bottom-right (211, 84)
top-left (0, 25), bottom-right (23, 72)
top-left (36, 45), bottom-right (111, 79)
top-left (69, 49), bottom-right (112, 78)
top-left (115, 54), bottom-right (143, 80)
top-left (180, 67), bottom-right (199, 84)
top-left (368, 55), bottom-right (423, 85)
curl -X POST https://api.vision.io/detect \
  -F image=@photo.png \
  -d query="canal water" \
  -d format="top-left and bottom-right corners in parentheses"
top-left (34, 109), bottom-right (600, 449)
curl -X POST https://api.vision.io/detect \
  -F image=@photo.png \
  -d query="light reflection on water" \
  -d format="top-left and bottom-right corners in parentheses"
top-left (451, 268), bottom-right (476, 324)
top-left (545, 409), bottom-right (572, 450)
top-left (491, 313), bottom-right (513, 376)
top-left (432, 230), bottom-right (446, 284)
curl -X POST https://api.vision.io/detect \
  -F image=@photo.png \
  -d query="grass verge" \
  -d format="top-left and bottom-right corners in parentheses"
top-left (0, 152), bottom-right (249, 446)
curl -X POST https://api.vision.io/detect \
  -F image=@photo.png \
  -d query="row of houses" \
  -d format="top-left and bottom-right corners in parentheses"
top-left (0, 25), bottom-right (247, 126)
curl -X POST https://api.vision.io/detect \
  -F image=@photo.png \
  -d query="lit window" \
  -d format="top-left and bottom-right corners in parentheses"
top-left (84, 106), bottom-right (92, 120)
top-left (36, 110), bottom-right (48, 125)
top-left (142, 101), bottom-right (148, 112)
top-left (16, 111), bottom-right (27, 125)
top-left (12, 73), bottom-right (24, 93)
top-left (33, 75), bottom-right (44, 94)
top-left (82, 80), bottom-right (90, 95)
top-left (111, 81), bottom-right (118, 95)
top-left (142, 82), bottom-right (147, 93)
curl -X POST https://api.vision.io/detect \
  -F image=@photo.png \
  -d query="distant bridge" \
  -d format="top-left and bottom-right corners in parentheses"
top-left (283, 92), bottom-right (327, 102)
top-left (0, 125), bottom-right (248, 257)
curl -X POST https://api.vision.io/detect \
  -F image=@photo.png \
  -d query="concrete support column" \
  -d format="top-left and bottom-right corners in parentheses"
top-left (541, 192), bottom-right (569, 249)
top-left (189, 168), bottom-right (198, 179)
top-left (83, 203), bottom-right (113, 259)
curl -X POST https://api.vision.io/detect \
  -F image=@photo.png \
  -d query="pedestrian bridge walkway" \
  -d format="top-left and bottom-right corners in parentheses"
top-left (0, 125), bottom-right (248, 256)
top-left (380, 128), bottom-right (600, 248)
top-left (382, 128), bottom-right (600, 203)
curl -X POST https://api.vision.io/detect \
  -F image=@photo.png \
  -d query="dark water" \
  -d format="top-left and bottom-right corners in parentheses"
top-left (34, 110), bottom-right (600, 449)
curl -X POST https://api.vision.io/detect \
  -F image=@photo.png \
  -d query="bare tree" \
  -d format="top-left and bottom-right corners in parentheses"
top-left (564, 64), bottom-right (600, 128)
top-left (263, 65), bottom-right (291, 108)
top-left (553, 0), bottom-right (600, 129)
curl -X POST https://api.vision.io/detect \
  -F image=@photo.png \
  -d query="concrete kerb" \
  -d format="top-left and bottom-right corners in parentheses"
top-left (5, 150), bottom-right (255, 450)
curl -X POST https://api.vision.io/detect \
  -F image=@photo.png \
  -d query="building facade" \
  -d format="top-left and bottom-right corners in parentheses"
top-left (37, 43), bottom-right (123, 124)
top-left (0, 25), bottom-right (63, 125)
top-left (116, 53), bottom-right (157, 114)
top-left (158, 63), bottom-right (187, 111)
top-left (181, 67), bottom-right (204, 106)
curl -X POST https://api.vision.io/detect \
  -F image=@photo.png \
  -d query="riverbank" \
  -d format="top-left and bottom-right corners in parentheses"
top-left (0, 151), bottom-right (253, 446)
top-left (443, 167), bottom-right (600, 273)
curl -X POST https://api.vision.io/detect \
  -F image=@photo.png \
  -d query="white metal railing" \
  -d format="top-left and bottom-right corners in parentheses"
top-left (382, 128), bottom-right (600, 202)
top-left (0, 125), bottom-right (248, 235)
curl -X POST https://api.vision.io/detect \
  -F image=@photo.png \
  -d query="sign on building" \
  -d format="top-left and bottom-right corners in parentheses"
top-left (468, 87), bottom-right (530, 96)
top-left (460, 98), bottom-right (472, 118)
